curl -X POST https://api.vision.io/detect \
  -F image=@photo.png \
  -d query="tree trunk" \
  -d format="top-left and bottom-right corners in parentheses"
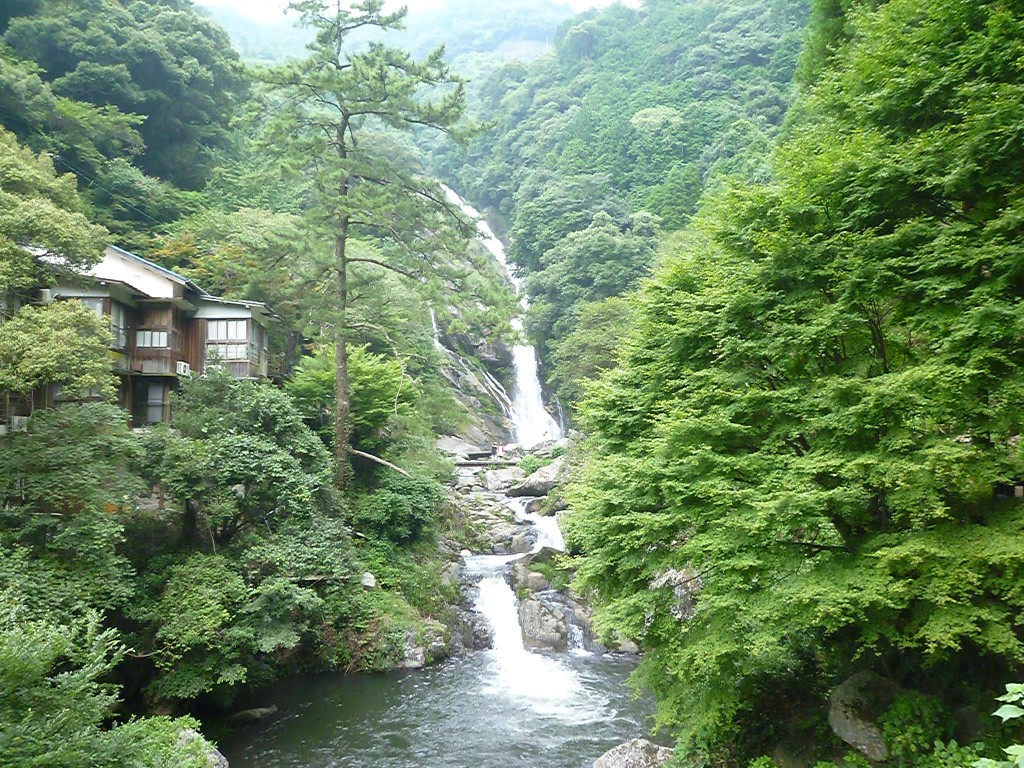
top-left (334, 222), bottom-right (352, 489)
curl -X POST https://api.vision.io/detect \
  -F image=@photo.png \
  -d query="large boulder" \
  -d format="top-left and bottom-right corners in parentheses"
top-left (650, 567), bottom-right (702, 621)
top-left (828, 671), bottom-right (900, 761)
top-left (518, 594), bottom-right (569, 651)
top-left (177, 728), bottom-right (229, 768)
top-left (482, 466), bottom-right (526, 492)
top-left (436, 435), bottom-right (485, 459)
top-left (398, 622), bottom-right (449, 669)
top-left (227, 705), bottom-right (277, 725)
top-left (593, 739), bottom-right (673, 768)
top-left (507, 456), bottom-right (566, 497)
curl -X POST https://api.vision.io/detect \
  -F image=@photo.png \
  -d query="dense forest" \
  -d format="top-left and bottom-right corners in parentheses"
top-left (0, 0), bottom-right (514, 764)
top-left (433, 0), bottom-right (810, 408)
top-left (1, 0), bottom-right (1023, 766)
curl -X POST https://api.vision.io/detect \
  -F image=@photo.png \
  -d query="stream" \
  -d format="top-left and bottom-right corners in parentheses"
top-left (219, 191), bottom-right (656, 767)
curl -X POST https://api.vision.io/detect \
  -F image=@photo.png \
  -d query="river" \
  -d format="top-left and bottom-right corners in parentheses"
top-left (219, 190), bottom-right (657, 768)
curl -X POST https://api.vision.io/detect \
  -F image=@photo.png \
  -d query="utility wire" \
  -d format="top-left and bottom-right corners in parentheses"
top-left (0, 103), bottom-right (172, 229)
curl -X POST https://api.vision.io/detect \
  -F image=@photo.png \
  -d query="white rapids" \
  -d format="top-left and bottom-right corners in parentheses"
top-left (462, 497), bottom-right (599, 720)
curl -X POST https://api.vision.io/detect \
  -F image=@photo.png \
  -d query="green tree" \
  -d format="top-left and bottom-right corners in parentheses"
top-left (0, 602), bottom-right (215, 768)
top-left (0, 301), bottom-right (116, 404)
top-left (3, 0), bottom-right (247, 189)
top-left (548, 296), bottom-right (635, 408)
top-left (0, 126), bottom-right (105, 308)
top-left (263, 0), bottom-right (473, 487)
top-left (146, 367), bottom-right (335, 548)
top-left (566, 0), bottom-right (1024, 758)
top-left (286, 343), bottom-right (418, 454)
top-left (0, 404), bottom-right (141, 620)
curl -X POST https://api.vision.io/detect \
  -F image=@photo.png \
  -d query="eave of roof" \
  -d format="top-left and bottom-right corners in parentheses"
top-left (106, 244), bottom-right (209, 296)
top-left (199, 294), bottom-right (281, 322)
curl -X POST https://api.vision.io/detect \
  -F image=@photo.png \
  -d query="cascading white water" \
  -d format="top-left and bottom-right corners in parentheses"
top-left (444, 185), bottom-right (594, 711)
top-left (463, 496), bottom-right (600, 716)
top-left (442, 187), bottom-right (562, 449)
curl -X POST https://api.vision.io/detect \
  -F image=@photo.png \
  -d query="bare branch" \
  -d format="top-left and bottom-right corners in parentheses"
top-left (351, 449), bottom-right (412, 478)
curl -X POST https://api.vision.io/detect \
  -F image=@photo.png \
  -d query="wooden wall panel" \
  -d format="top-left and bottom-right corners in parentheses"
top-left (184, 318), bottom-right (207, 373)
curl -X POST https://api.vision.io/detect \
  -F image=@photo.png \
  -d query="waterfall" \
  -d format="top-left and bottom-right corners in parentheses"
top-left (442, 186), bottom-right (562, 449)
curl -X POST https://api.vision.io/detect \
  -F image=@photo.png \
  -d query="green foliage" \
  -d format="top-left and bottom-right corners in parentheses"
top-left (2, 0), bottom-right (247, 189)
top-left (977, 684), bottom-right (1024, 768)
top-left (147, 368), bottom-right (335, 547)
top-left (433, 0), bottom-right (809, 383)
top-left (524, 210), bottom-right (658, 362)
top-left (0, 301), bottom-right (116, 399)
top-left (567, 0), bottom-right (1024, 757)
top-left (0, 53), bottom-right (143, 182)
top-left (139, 552), bottom-right (327, 701)
top-left (0, 126), bottom-right (106, 304)
top-left (0, 601), bottom-right (212, 768)
top-left (0, 404), bottom-right (141, 619)
top-left (286, 343), bottom-right (418, 454)
top-left (880, 692), bottom-right (951, 765)
top-left (519, 454), bottom-right (554, 475)
top-left (349, 474), bottom-right (444, 545)
top-left (528, 560), bottom-right (570, 592)
top-left (548, 296), bottom-right (635, 409)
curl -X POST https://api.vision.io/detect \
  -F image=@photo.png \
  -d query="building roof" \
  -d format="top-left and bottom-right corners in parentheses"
top-left (105, 245), bottom-right (208, 296)
top-left (199, 294), bottom-right (282, 324)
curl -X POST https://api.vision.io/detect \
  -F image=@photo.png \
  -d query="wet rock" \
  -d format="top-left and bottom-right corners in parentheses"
top-left (507, 546), bottom-right (560, 594)
top-left (402, 644), bottom-right (427, 669)
top-left (510, 530), bottom-right (536, 554)
top-left (455, 467), bottom-right (479, 489)
top-left (227, 705), bottom-right (278, 725)
top-left (650, 567), bottom-right (702, 620)
top-left (526, 571), bottom-right (550, 591)
top-left (593, 738), bottom-right (672, 768)
top-left (360, 572), bottom-right (378, 590)
top-left (609, 635), bottom-right (640, 655)
top-left (525, 498), bottom-right (544, 514)
top-left (399, 623), bottom-right (449, 669)
top-left (440, 562), bottom-right (461, 587)
top-left (828, 671), bottom-right (900, 761)
top-left (518, 594), bottom-right (569, 651)
top-left (482, 467), bottom-right (526, 492)
top-left (507, 456), bottom-right (565, 497)
top-left (468, 614), bottom-right (494, 650)
top-left (177, 728), bottom-right (229, 768)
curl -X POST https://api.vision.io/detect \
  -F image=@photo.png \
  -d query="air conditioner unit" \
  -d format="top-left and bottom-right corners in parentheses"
top-left (175, 361), bottom-right (192, 376)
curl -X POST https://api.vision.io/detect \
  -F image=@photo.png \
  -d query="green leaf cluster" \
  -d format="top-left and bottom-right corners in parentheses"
top-left (567, 0), bottom-right (1024, 758)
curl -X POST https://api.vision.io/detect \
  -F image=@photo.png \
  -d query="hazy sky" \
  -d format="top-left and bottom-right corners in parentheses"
top-left (196, 0), bottom-right (628, 25)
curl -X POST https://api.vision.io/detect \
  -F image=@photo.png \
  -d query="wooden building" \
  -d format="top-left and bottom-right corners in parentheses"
top-left (40, 245), bottom-right (276, 426)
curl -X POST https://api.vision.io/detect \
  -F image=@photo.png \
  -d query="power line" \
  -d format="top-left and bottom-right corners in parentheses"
top-left (0, 105), bottom-right (172, 229)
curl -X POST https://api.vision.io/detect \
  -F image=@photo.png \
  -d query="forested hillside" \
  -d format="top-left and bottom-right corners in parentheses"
top-left (201, 0), bottom-right (574, 65)
top-left (558, 0), bottom-right (1024, 763)
top-left (432, 0), bottom-right (809, 408)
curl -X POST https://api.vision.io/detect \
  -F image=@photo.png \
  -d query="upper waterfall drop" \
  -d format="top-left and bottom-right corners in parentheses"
top-left (442, 186), bottom-right (562, 449)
